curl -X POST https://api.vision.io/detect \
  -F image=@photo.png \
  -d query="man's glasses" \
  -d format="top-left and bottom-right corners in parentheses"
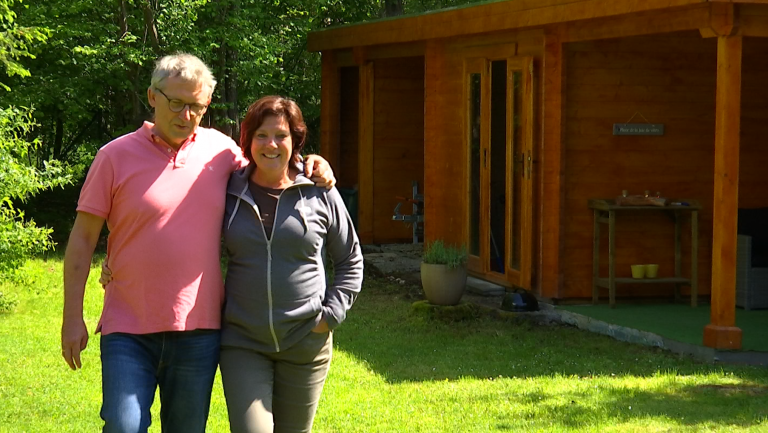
top-left (154, 88), bottom-right (207, 116)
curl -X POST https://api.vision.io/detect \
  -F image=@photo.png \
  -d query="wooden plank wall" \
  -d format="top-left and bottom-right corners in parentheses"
top-left (563, 31), bottom-right (718, 300)
top-left (424, 41), bottom-right (466, 247)
top-left (338, 66), bottom-right (359, 189)
top-left (739, 36), bottom-right (768, 209)
top-left (372, 56), bottom-right (426, 243)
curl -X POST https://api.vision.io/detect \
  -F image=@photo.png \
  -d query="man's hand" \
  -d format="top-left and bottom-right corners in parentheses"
top-left (62, 211), bottom-right (104, 371)
top-left (304, 154), bottom-right (336, 190)
top-left (99, 257), bottom-right (112, 288)
top-left (61, 317), bottom-right (89, 370)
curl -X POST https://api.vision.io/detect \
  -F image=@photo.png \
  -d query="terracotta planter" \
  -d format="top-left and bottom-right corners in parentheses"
top-left (420, 262), bottom-right (467, 306)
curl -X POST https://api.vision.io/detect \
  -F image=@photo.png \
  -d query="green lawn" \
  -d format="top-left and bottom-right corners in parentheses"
top-left (1, 256), bottom-right (768, 432)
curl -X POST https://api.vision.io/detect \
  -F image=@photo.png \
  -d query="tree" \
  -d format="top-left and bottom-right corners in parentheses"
top-left (0, 107), bottom-right (70, 273)
top-left (0, 0), bottom-right (70, 273)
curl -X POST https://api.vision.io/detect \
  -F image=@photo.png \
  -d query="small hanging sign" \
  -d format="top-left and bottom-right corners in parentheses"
top-left (612, 123), bottom-right (664, 136)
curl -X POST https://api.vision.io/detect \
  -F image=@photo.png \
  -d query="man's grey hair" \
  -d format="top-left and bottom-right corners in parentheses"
top-left (150, 53), bottom-right (217, 98)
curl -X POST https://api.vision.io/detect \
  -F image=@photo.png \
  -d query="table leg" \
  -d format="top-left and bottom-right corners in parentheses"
top-left (593, 209), bottom-right (600, 304)
top-left (609, 210), bottom-right (616, 308)
top-left (674, 210), bottom-right (682, 302)
top-left (691, 210), bottom-right (698, 307)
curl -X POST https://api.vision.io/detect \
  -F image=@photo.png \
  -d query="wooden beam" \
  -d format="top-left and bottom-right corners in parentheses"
top-left (358, 61), bottom-right (375, 244)
top-left (424, 40), bottom-right (441, 245)
top-left (704, 34), bottom-right (743, 350)
top-left (320, 51), bottom-right (340, 178)
top-left (307, 0), bottom-right (705, 52)
top-left (539, 29), bottom-right (566, 300)
top-left (352, 47), bottom-right (367, 66)
top-left (564, 5), bottom-right (710, 42)
top-left (740, 3), bottom-right (768, 37)
top-left (700, 2), bottom-right (739, 38)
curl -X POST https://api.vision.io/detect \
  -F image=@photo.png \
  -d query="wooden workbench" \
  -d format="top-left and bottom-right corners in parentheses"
top-left (589, 199), bottom-right (701, 308)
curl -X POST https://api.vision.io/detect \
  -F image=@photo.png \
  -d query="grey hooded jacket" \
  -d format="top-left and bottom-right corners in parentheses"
top-left (221, 163), bottom-right (363, 353)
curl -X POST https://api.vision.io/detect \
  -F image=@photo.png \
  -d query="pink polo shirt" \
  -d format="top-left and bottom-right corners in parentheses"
top-left (78, 122), bottom-right (247, 335)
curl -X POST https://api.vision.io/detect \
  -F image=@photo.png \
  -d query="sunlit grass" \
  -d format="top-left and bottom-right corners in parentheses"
top-left (1, 257), bottom-right (767, 432)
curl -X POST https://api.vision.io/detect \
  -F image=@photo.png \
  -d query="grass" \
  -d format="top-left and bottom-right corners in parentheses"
top-left (1, 256), bottom-right (768, 432)
top-left (558, 304), bottom-right (768, 352)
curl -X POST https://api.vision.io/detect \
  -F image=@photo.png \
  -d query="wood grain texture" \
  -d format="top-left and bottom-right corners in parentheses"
top-left (320, 51), bottom-right (340, 177)
top-left (424, 40), bottom-right (467, 248)
top-left (373, 57), bottom-right (425, 243)
top-left (562, 33), bottom-right (717, 301)
top-left (338, 67), bottom-right (359, 189)
top-left (307, 0), bottom-right (705, 51)
top-left (708, 34), bottom-right (742, 344)
top-left (540, 30), bottom-right (565, 299)
top-left (358, 62), bottom-right (375, 244)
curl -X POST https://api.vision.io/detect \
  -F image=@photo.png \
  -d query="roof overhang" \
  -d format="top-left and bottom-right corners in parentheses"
top-left (308, 0), bottom-right (767, 52)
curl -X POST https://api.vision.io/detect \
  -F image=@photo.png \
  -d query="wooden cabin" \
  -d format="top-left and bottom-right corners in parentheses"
top-left (308, 0), bottom-right (768, 349)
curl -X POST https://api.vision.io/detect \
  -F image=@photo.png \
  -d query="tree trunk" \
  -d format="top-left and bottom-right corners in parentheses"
top-left (226, 47), bottom-right (239, 142)
top-left (118, 0), bottom-right (128, 38)
top-left (53, 109), bottom-right (64, 161)
top-left (382, 0), bottom-right (403, 17)
top-left (215, 42), bottom-right (232, 137)
top-left (140, 0), bottom-right (161, 53)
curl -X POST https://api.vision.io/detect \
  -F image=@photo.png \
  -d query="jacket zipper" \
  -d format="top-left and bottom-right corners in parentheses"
top-left (263, 188), bottom-right (294, 353)
top-left (231, 178), bottom-right (312, 353)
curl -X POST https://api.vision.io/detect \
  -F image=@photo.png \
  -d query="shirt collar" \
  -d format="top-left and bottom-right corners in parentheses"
top-left (140, 121), bottom-right (198, 150)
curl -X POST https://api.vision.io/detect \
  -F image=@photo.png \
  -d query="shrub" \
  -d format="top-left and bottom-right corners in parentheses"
top-left (421, 240), bottom-right (467, 269)
top-left (0, 107), bottom-right (71, 276)
top-left (0, 291), bottom-right (18, 313)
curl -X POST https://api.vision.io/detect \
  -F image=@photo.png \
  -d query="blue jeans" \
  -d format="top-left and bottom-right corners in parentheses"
top-left (100, 330), bottom-right (220, 433)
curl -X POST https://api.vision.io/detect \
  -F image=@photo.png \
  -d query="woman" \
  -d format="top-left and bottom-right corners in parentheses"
top-left (220, 96), bottom-right (363, 433)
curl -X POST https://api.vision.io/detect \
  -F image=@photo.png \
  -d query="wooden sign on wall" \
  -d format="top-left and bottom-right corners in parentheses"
top-left (612, 123), bottom-right (664, 136)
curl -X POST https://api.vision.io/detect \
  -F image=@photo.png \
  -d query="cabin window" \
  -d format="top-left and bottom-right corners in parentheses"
top-left (511, 70), bottom-right (523, 270)
top-left (469, 73), bottom-right (481, 257)
top-left (490, 60), bottom-right (508, 273)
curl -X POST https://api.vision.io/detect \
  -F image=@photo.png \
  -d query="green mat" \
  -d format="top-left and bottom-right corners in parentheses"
top-left (558, 304), bottom-right (768, 352)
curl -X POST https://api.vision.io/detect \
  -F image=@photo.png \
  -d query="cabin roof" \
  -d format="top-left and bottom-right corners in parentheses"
top-left (307, 0), bottom-right (764, 52)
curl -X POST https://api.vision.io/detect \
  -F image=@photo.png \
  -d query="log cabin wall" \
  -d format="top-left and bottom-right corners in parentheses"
top-left (424, 40), bottom-right (465, 247)
top-left (740, 37), bottom-right (768, 209)
top-left (372, 56), bottom-right (425, 243)
top-left (338, 66), bottom-right (360, 190)
top-left (562, 31), bottom-right (718, 300)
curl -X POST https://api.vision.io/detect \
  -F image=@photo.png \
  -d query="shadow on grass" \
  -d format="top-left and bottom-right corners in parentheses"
top-left (491, 383), bottom-right (768, 429)
top-left (337, 278), bottom-right (768, 379)
top-left (332, 277), bottom-right (768, 428)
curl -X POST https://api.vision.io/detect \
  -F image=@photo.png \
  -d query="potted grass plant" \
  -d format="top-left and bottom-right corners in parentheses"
top-left (420, 240), bottom-right (468, 306)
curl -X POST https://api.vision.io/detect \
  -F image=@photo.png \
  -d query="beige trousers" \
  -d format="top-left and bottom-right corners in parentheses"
top-left (220, 331), bottom-right (332, 433)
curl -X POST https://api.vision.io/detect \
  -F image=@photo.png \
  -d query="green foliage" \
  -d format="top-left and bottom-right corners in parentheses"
top-left (422, 239), bottom-right (467, 269)
top-left (0, 290), bottom-right (18, 312)
top-left (0, 0), bottom-right (48, 91)
top-left (0, 106), bottom-right (70, 274)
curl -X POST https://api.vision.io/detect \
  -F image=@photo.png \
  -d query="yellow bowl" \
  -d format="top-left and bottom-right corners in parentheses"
top-left (631, 265), bottom-right (646, 279)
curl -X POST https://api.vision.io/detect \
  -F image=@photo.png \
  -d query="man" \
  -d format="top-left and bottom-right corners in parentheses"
top-left (61, 53), bottom-right (335, 433)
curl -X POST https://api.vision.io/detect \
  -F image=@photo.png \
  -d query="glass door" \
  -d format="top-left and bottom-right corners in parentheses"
top-left (465, 56), bottom-right (534, 289)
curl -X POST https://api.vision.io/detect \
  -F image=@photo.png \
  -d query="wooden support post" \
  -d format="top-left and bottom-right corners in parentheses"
top-left (608, 210), bottom-right (616, 308)
top-left (592, 209), bottom-right (600, 304)
top-left (540, 29), bottom-right (565, 300)
top-left (357, 61), bottom-right (375, 245)
top-left (423, 40), bottom-right (441, 245)
top-left (320, 51), bottom-right (340, 176)
top-left (704, 34), bottom-right (742, 350)
top-left (674, 211), bottom-right (682, 302)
